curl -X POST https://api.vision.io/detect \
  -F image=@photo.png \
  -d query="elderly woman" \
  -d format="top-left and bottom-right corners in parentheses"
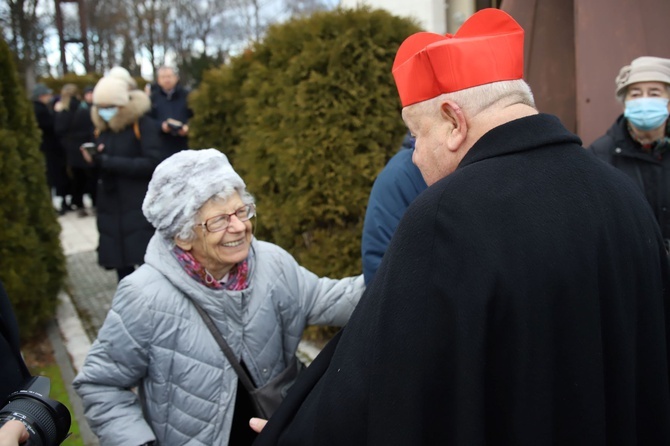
top-left (72, 149), bottom-right (365, 446)
top-left (589, 56), bottom-right (670, 246)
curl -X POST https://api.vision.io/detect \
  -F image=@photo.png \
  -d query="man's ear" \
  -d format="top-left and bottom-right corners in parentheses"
top-left (439, 99), bottom-right (468, 152)
top-left (174, 236), bottom-right (192, 251)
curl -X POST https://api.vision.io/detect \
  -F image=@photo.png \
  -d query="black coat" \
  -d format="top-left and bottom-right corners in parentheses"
top-left (589, 115), bottom-right (670, 242)
top-left (33, 100), bottom-right (58, 155)
top-left (150, 84), bottom-right (192, 155)
top-left (256, 114), bottom-right (670, 445)
top-left (34, 100), bottom-right (67, 190)
top-left (92, 91), bottom-right (162, 269)
top-left (54, 98), bottom-right (96, 169)
top-left (0, 281), bottom-right (31, 405)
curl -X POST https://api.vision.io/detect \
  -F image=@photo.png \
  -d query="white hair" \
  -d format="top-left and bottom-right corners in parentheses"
top-left (414, 79), bottom-right (536, 119)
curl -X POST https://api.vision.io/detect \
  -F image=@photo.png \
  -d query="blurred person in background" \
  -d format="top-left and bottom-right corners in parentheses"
top-left (32, 83), bottom-right (69, 214)
top-left (73, 149), bottom-right (365, 446)
top-left (361, 130), bottom-right (426, 284)
top-left (54, 83), bottom-right (95, 216)
top-left (589, 56), bottom-right (670, 248)
top-left (150, 66), bottom-right (192, 156)
top-left (81, 76), bottom-right (162, 282)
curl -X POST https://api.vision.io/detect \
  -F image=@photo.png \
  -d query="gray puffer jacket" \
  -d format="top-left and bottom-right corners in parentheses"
top-left (72, 233), bottom-right (365, 445)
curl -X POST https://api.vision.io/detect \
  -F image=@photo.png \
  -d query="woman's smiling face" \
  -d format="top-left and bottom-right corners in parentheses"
top-left (176, 192), bottom-right (253, 279)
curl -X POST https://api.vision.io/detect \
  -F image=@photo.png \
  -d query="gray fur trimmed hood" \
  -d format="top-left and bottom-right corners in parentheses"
top-left (91, 90), bottom-right (151, 133)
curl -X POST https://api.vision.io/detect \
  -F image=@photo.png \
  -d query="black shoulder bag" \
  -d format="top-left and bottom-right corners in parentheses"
top-left (189, 299), bottom-right (304, 419)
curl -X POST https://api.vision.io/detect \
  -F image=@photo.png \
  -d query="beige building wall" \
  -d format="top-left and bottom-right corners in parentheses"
top-left (338, 0), bottom-right (476, 34)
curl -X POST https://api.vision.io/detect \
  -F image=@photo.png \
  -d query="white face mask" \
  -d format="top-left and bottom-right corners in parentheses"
top-left (98, 107), bottom-right (119, 122)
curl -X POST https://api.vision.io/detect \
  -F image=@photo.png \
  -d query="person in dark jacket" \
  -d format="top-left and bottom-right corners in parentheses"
top-left (150, 66), bottom-right (192, 156)
top-left (253, 9), bottom-right (670, 445)
top-left (32, 83), bottom-right (69, 214)
top-left (82, 76), bottom-right (162, 282)
top-left (361, 131), bottom-right (426, 284)
top-left (54, 83), bottom-right (96, 216)
top-left (588, 56), bottom-right (670, 246)
top-left (0, 280), bottom-right (32, 445)
top-left (0, 281), bottom-right (31, 408)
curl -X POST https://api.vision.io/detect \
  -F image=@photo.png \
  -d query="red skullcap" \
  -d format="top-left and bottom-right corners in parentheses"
top-left (392, 8), bottom-right (524, 107)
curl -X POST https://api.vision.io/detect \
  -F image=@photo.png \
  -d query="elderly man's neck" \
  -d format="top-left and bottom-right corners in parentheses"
top-left (466, 103), bottom-right (538, 147)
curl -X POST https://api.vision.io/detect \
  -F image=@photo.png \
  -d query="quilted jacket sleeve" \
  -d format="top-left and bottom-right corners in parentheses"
top-left (72, 280), bottom-right (157, 446)
top-left (282, 255), bottom-right (365, 327)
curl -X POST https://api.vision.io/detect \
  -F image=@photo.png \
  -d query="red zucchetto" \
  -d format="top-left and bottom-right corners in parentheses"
top-left (392, 8), bottom-right (524, 107)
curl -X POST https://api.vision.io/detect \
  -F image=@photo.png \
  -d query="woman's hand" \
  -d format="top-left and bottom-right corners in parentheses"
top-left (80, 143), bottom-right (104, 165)
top-left (0, 420), bottom-right (29, 446)
top-left (249, 417), bottom-right (267, 433)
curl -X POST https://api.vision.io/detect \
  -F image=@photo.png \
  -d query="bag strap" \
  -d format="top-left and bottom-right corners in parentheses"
top-left (188, 298), bottom-right (258, 393)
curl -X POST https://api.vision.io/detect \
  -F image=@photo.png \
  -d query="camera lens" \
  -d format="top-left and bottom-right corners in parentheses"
top-left (0, 391), bottom-right (71, 446)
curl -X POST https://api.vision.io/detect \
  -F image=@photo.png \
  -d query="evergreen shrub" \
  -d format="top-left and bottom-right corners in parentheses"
top-left (41, 73), bottom-right (101, 97)
top-left (190, 7), bottom-right (420, 339)
top-left (41, 73), bottom-right (149, 98)
top-left (0, 37), bottom-right (66, 340)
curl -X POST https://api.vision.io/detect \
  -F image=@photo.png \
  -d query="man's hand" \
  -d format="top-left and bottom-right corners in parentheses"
top-left (177, 124), bottom-right (189, 136)
top-left (0, 420), bottom-right (29, 446)
top-left (249, 417), bottom-right (267, 433)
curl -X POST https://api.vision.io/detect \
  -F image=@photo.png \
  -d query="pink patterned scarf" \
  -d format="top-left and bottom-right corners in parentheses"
top-left (172, 246), bottom-right (249, 290)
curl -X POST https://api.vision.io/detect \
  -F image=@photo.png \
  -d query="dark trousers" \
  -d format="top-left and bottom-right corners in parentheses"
top-left (68, 167), bottom-right (89, 208)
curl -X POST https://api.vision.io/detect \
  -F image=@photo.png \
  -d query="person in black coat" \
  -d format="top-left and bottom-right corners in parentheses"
top-left (252, 9), bottom-right (670, 445)
top-left (54, 84), bottom-right (97, 216)
top-left (588, 56), bottom-right (670, 247)
top-left (0, 280), bottom-right (31, 444)
top-left (150, 66), bottom-right (192, 156)
top-left (0, 281), bottom-right (31, 407)
top-left (83, 76), bottom-right (163, 282)
top-left (32, 83), bottom-right (69, 214)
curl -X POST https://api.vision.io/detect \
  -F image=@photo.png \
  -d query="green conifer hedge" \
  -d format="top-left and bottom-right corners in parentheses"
top-left (42, 73), bottom-right (102, 96)
top-left (0, 37), bottom-right (66, 340)
top-left (190, 7), bottom-right (419, 279)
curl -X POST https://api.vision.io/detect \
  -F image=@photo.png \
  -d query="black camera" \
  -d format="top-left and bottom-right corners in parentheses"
top-left (0, 376), bottom-right (71, 446)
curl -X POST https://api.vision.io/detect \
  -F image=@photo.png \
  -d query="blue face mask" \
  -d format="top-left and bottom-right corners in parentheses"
top-left (624, 97), bottom-right (670, 131)
top-left (98, 107), bottom-right (119, 122)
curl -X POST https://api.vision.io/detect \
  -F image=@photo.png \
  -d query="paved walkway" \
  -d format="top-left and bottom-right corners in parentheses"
top-left (53, 207), bottom-right (322, 445)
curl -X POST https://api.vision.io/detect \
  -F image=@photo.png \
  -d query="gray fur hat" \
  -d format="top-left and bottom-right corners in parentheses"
top-left (142, 149), bottom-right (247, 239)
top-left (616, 56), bottom-right (670, 97)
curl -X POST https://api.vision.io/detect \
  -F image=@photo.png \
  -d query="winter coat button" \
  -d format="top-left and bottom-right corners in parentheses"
top-left (615, 147), bottom-right (622, 153)
top-left (262, 368), bottom-right (268, 374)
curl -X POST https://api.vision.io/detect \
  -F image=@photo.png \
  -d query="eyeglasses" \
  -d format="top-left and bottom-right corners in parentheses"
top-left (199, 204), bottom-right (256, 233)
